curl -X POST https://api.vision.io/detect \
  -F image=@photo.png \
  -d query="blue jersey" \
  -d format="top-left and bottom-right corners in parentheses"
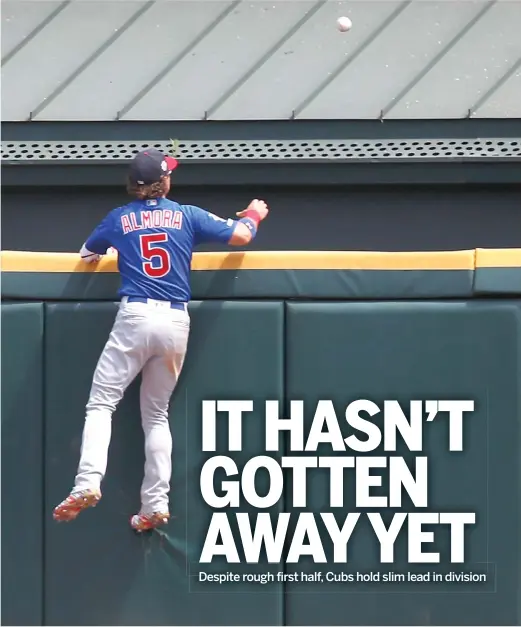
top-left (84, 197), bottom-right (236, 302)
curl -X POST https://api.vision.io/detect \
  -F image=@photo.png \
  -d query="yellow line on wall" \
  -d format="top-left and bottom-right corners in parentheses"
top-left (0, 249), bottom-right (484, 272)
top-left (192, 250), bottom-right (477, 270)
top-left (475, 248), bottom-right (521, 268)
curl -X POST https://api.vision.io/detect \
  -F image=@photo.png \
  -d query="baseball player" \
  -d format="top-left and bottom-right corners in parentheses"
top-left (53, 148), bottom-right (268, 532)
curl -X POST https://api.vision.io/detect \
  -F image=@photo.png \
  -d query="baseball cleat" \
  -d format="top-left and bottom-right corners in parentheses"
top-left (130, 511), bottom-right (170, 532)
top-left (53, 489), bottom-right (101, 522)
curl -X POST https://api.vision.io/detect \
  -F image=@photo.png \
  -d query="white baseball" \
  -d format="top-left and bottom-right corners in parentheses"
top-left (337, 16), bottom-right (352, 32)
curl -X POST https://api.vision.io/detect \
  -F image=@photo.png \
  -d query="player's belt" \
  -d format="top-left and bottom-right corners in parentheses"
top-left (123, 296), bottom-right (187, 311)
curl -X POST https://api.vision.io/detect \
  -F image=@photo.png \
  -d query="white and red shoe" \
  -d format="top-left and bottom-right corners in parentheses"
top-left (130, 511), bottom-right (170, 532)
top-left (53, 489), bottom-right (101, 522)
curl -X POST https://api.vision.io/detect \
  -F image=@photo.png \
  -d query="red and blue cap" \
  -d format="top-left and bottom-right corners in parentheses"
top-left (128, 148), bottom-right (178, 185)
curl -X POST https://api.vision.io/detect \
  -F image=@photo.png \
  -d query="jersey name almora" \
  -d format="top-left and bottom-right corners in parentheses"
top-left (120, 208), bottom-right (183, 233)
top-left (84, 198), bottom-right (236, 302)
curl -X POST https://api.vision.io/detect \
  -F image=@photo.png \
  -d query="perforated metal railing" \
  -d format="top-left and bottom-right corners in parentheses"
top-left (2, 138), bottom-right (520, 162)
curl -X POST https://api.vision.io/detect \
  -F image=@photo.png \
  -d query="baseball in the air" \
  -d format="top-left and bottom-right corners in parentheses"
top-left (337, 16), bottom-right (352, 32)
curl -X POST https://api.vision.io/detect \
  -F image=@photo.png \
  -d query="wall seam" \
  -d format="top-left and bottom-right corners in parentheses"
top-left (282, 299), bottom-right (288, 627)
top-left (41, 302), bottom-right (47, 626)
top-left (472, 248), bottom-right (478, 296)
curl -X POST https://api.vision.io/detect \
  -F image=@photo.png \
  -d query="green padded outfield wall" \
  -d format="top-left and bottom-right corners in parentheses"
top-left (285, 300), bottom-right (521, 626)
top-left (1, 249), bottom-right (521, 627)
top-left (1, 303), bottom-right (44, 626)
top-left (43, 301), bottom-right (284, 626)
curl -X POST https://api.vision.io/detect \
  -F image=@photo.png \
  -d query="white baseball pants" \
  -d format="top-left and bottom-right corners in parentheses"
top-left (73, 297), bottom-right (190, 514)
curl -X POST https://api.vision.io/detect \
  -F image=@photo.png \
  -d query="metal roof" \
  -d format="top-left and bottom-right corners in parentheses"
top-left (2, 0), bottom-right (520, 122)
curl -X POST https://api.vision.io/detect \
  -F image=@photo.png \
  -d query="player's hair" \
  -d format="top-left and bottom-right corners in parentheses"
top-left (126, 176), bottom-right (169, 200)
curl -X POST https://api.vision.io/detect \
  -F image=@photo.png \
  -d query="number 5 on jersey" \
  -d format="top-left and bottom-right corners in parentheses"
top-left (140, 233), bottom-right (171, 278)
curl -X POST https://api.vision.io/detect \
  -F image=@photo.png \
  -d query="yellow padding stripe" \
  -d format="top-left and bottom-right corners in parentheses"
top-left (475, 248), bottom-right (521, 268)
top-left (0, 250), bottom-right (479, 272)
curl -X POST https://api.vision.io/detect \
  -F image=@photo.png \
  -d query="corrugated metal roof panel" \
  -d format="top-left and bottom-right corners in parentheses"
top-left (290, 1), bottom-right (488, 120)
top-left (212, 0), bottom-right (409, 120)
top-left (36, 1), bottom-right (236, 121)
top-left (1, 1), bottom-right (64, 62)
top-left (124, 0), bottom-right (323, 120)
top-left (473, 64), bottom-right (521, 117)
top-left (386, 0), bottom-right (521, 118)
top-left (2, 0), bottom-right (520, 121)
top-left (2, 1), bottom-right (151, 120)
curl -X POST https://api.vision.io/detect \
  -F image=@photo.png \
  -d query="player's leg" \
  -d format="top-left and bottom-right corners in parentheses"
top-left (131, 310), bottom-right (190, 531)
top-left (54, 307), bottom-right (148, 521)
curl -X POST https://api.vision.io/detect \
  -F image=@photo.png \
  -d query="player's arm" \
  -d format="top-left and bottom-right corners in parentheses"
top-left (230, 199), bottom-right (268, 245)
top-left (193, 199), bottom-right (269, 246)
top-left (79, 213), bottom-right (114, 263)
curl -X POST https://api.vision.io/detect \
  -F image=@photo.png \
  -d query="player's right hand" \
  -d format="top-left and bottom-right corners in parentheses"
top-left (237, 199), bottom-right (269, 221)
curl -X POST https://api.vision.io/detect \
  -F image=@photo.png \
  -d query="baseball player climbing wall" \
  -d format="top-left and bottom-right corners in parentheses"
top-left (52, 148), bottom-right (269, 532)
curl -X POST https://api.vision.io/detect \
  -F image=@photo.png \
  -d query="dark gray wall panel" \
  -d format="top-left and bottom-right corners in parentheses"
top-left (2, 184), bottom-right (520, 253)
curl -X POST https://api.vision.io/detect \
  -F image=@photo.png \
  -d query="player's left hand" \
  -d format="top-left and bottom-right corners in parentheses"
top-left (237, 199), bottom-right (269, 221)
top-left (82, 253), bottom-right (102, 263)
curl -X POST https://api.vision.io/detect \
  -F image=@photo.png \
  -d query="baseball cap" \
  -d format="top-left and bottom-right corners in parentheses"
top-left (128, 148), bottom-right (178, 185)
